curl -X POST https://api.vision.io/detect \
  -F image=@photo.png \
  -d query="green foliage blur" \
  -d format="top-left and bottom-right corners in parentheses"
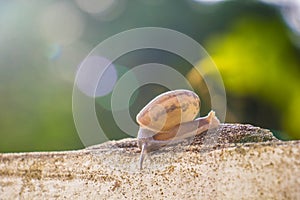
top-left (0, 0), bottom-right (299, 152)
top-left (206, 17), bottom-right (300, 139)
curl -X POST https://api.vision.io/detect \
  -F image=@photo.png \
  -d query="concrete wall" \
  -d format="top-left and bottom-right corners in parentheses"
top-left (0, 124), bottom-right (299, 199)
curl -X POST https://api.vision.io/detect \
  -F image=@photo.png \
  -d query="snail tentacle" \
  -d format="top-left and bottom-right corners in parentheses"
top-left (139, 142), bottom-right (147, 170)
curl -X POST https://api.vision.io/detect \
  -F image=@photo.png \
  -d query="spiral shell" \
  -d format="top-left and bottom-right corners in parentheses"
top-left (136, 90), bottom-right (200, 132)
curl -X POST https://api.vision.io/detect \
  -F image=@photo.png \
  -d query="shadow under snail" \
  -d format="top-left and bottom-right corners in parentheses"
top-left (136, 89), bottom-right (220, 169)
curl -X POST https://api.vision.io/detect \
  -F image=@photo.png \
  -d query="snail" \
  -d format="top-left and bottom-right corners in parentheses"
top-left (136, 89), bottom-right (220, 169)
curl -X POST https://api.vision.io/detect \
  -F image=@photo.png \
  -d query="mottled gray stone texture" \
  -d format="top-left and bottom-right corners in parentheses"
top-left (0, 124), bottom-right (299, 199)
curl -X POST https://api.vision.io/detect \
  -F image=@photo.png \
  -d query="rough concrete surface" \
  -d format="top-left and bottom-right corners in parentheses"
top-left (0, 124), bottom-right (299, 199)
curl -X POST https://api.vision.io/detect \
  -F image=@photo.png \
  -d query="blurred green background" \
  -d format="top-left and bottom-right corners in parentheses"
top-left (1, 0), bottom-right (300, 152)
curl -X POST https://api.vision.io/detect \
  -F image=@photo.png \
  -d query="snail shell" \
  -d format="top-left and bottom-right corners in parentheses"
top-left (136, 90), bottom-right (200, 132)
top-left (136, 89), bottom-right (220, 170)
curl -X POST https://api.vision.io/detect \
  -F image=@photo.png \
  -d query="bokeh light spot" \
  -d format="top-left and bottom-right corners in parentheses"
top-left (48, 44), bottom-right (62, 61)
top-left (75, 0), bottom-right (116, 14)
top-left (39, 2), bottom-right (85, 45)
top-left (76, 56), bottom-right (117, 97)
top-left (95, 65), bottom-right (138, 110)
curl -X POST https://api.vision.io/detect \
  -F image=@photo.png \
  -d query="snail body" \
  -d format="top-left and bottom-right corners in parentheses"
top-left (136, 89), bottom-right (220, 169)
